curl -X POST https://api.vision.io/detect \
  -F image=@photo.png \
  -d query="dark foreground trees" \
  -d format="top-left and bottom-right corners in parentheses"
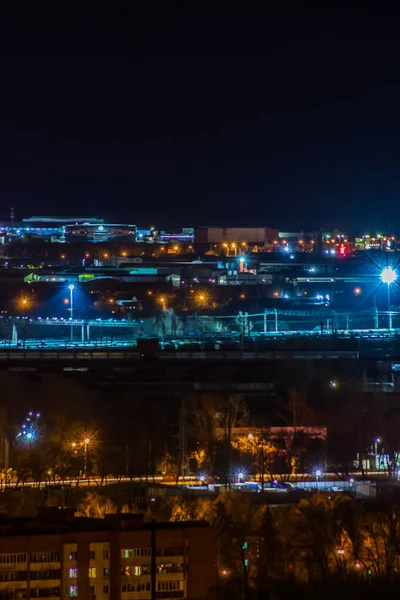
top-left (75, 487), bottom-right (400, 599)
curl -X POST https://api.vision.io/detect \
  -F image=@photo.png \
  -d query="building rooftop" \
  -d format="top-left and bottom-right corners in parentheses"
top-left (0, 508), bottom-right (210, 537)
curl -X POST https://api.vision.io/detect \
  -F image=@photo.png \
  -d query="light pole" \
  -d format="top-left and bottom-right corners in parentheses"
top-left (68, 284), bottom-right (75, 342)
top-left (381, 267), bottom-right (397, 330)
top-left (84, 437), bottom-right (90, 478)
top-left (315, 469), bottom-right (322, 490)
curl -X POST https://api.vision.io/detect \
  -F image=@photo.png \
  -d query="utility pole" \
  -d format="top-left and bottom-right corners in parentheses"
top-left (178, 400), bottom-right (187, 486)
top-left (226, 397), bottom-right (233, 489)
top-left (374, 306), bottom-right (379, 330)
top-left (274, 309), bottom-right (278, 332)
top-left (263, 310), bottom-right (267, 334)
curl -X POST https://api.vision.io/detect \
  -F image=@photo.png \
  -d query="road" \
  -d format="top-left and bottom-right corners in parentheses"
top-left (0, 472), bottom-right (390, 491)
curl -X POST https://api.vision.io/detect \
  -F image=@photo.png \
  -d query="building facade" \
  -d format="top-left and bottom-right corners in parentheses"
top-left (0, 513), bottom-right (215, 600)
top-left (194, 226), bottom-right (279, 249)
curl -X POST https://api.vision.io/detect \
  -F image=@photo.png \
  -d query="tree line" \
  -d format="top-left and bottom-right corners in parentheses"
top-left (74, 488), bottom-right (400, 599)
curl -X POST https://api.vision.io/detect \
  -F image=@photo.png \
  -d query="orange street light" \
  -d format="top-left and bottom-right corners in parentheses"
top-left (195, 291), bottom-right (210, 307)
top-left (158, 296), bottom-right (167, 308)
top-left (16, 295), bottom-right (32, 313)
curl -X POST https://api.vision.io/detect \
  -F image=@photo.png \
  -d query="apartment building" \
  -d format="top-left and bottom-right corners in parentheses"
top-left (0, 511), bottom-right (215, 600)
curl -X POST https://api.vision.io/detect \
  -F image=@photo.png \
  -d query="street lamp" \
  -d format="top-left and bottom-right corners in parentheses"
top-left (374, 437), bottom-right (381, 455)
top-left (68, 285), bottom-right (75, 342)
top-left (381, 267), bottom-right (397, 329)
top-left (315, 468), bottom-right (322, 490)
top-left (71, 436), bottom-right (93, 478)
top-left (83, 437), bottom-right (90, 478)
top-left (195, 290), bottom-right (210, 308)
top-left (15, 295), bottom-right (31, 316)
top-left (237, 471), bottom-right (245, 483)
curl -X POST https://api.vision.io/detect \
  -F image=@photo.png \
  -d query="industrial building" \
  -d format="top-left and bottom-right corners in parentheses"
top-left (65, 224), bottom-right (136, 243)
top-left (0, 217), bottom-right (104, 244)
top-left (194, 226), bottom-right (279, 250)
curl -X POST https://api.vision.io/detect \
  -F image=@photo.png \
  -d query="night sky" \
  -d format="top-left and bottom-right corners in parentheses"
top-left (0, 9), bottom-right (399, 231)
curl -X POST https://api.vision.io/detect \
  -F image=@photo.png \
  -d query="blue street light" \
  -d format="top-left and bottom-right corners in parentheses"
top-left (381, 267), bottom-right (397, 285)
top-left (381, 268), bottom-right (397, 329)
top-left (315, 468), bottom-right (322, 489)
top-left (68, 284), bottom-right (75, 341)
top-left (237, 471), bottom-right (245, 482)
top-left (17, 411), bottom-right (41, 445)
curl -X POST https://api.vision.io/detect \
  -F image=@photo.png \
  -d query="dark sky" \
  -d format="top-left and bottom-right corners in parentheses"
top-left (0, 9), bottom-right (399, 231)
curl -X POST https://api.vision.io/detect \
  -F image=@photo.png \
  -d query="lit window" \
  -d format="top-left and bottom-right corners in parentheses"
top-left (69, 568), bottom-right (78, 579)
top-left (69, 585), bottom-right (78, 597)
top-left (89, 567), bottom-right (96, 578)
top-left (133, 566), bottom-right (141, 576)
top-left (69, 551), bottom-right (78, 561)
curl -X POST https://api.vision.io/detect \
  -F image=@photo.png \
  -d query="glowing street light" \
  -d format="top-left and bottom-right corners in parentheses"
top-left (71, 433), bottom-right (96, 478)
top-left (158, 296), bottom-right (167, 310)
top-left (15, 294), bottom-right (32, 316)
top-left (381, 267), bottom-right (397, 285)
top-left (195, 290), bottom-right (210, 308)
top-left (381, 267), bottom-right (397, 329)
top-left (16, 411), bottom-right (41, 445)
top-left (237, 471), bottom-right (245, 482)
top-left (374, 436), bottom-right (381, 454)
top-left (315, 468), bottom-right (322, 489)
top-left (68, 284), bottom-right (75, 342)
